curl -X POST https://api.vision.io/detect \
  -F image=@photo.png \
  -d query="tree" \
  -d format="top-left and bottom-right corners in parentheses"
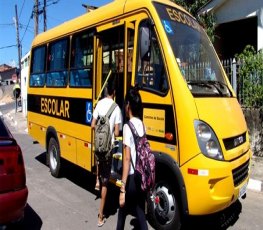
top-left (173, 0), bottom-right (216, 42)
top-left (236, 45), bottom-right (263, 107)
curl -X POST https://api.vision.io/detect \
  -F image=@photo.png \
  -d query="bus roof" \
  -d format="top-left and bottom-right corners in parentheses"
top-left (31, 0), bottom-right (187, 47)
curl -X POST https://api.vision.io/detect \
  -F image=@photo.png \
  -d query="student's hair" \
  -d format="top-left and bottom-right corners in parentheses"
top-left (125, 86), bottom-right (142, 119)
top-left (106, 75), bottom-right (116, 96)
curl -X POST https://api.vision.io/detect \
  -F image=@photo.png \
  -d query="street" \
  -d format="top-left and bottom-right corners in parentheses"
top-left (0, 104), bottom-right (263, 230)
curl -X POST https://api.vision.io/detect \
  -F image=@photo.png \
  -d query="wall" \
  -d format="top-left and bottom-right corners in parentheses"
top-left (243, 108), bottom-right (263, 157)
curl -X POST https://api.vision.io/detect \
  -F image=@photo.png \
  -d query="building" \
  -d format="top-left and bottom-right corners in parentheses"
top-left (20, 51), bottom-right (30, 117)
top-left (0, 64), bottom-right (17, 85)
top-left (198, 0), bottom-right (263, 59)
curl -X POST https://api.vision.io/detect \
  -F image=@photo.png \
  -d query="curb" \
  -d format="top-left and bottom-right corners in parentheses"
top-left (247, 178), bottom-right (262, 192)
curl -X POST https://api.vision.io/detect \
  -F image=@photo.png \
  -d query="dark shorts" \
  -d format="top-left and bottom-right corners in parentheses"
top-left (98, 159), bottom-right (112, 186)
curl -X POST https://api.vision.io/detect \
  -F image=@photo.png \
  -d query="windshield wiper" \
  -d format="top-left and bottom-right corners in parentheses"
top-left (187, 81), bottom-right (220, 94)
top-left (187, 81), bottom-right (213, 89)
top-left (187, 80), bottom-right (231, 97)
top-left (206, 81), bottom-right (232, 97)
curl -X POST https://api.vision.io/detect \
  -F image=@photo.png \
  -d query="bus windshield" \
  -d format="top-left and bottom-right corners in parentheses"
top-left (154, 3), bottom-right (232, 97)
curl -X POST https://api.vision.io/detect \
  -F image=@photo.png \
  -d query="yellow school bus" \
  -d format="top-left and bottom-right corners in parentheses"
top-left (27, 0), bottom-right (252, 229)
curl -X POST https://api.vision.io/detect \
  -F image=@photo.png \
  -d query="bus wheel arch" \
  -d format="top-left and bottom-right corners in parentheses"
top-left (46, 127), bottom-right (62, 178)
top-left (147, 152), bottom-right (188, 230)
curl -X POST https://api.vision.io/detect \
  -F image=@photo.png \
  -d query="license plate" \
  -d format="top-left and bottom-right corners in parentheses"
top-left (239, 182), bottom-right (247, 199)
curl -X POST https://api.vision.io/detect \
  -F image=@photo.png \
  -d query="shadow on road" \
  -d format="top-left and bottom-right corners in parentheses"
top-left (4, 204), bottom-right (42, 230)
top-left (35, 151), bottom-right (97, 192)
top-left (35, 152), bottom-right (120, 217)
top-left (181, 199), bottom-right (242, 229)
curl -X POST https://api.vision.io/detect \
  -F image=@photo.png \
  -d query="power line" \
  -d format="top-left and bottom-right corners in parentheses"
top-left (0, 45), bottom-right (17, 50)
top-left (21, 13), bottom-right (33, 42)
top-left (19, 0), bottom-right (26, 19)
top-left (0, 23), bottom-right (14, 26)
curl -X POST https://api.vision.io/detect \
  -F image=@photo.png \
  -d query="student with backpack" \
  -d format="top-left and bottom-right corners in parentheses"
top-left (116, 87), bottom-right (153, 230)
top-left (91, 77), bottom-right (122, 227)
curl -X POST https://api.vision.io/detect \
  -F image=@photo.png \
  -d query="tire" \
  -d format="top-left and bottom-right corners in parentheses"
top-left (48, 137), bottom-right (61, 177)
top-left (147, 180), bottom-right (181, 230)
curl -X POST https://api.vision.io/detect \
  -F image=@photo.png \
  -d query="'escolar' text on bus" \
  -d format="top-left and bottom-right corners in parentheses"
top-left (41, 97), bottom-right (70, 118)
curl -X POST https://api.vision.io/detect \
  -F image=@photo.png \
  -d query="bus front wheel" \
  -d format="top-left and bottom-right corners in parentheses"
top-left (147, 180), bottom-right (181, 230)
top-left (48, 137), bottom-right (61, 178)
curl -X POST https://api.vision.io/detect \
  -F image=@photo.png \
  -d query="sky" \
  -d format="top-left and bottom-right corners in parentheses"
top-left (0, 0), bottom-right (112, 67)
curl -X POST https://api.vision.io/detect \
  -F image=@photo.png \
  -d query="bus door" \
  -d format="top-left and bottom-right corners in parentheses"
top-left (93, 21), bottom-right (135, 182)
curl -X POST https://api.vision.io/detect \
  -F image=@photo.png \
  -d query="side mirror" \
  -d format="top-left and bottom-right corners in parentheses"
top-left (140, 26), bottom-right (151, 61)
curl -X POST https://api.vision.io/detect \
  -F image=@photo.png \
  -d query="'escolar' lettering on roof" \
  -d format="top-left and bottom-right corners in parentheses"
top-left (166, 7), bottom-right (201, 32)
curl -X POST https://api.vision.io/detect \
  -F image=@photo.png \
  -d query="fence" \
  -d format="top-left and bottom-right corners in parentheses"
top-left (222, 58), bottom-right (263, 108)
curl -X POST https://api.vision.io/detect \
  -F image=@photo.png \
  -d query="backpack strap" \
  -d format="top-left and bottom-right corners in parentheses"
top-left (106, 102), bottom-right (117, 118)
top-left (127, 121), bottom-right (137, 171)
top-left (128, 120), bottom-right (145, 171)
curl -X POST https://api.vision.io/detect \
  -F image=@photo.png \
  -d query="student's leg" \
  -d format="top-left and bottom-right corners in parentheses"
top-left (98, 184), bottom-right (107, 225)
top-left (98, 160), bottom-right (112, 225)
top-left (97, 162), bottom-right (108, 226)
top-left (95, 160), bottom-right (100, 190)
top-left (116, 205), bottom-right (128, 230)
top-left (135, 203), bottom-right (148, 230)
top-left (134, 183), bottom-right (148, 229)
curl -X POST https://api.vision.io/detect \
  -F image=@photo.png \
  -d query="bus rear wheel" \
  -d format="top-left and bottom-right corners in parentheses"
top-left (147, 181), bottom-right (181, 230)
top-left (48, 137), bottom-right (61, 178)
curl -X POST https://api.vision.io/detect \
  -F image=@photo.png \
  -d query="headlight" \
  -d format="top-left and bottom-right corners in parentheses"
top-left (194, 120), bottom-right (224, 160)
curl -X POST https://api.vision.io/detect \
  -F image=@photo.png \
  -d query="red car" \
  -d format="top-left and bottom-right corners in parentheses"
top-left (0, 117), bottom-right (28, 225)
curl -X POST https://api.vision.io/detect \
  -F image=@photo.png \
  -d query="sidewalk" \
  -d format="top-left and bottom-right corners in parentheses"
top-left (4, 108), bottom-right (28, 133)
top-left (1, 106), bottom-right (262, 193)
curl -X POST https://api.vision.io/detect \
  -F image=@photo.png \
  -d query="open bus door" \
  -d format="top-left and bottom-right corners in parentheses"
top-left (92, 21), bottom-right (135, 184)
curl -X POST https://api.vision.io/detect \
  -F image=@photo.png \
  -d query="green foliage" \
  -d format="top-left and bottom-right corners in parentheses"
top-left (173, 0), bottom-right (216, 42)
top-left (236, 45), bottom-right (263, 107)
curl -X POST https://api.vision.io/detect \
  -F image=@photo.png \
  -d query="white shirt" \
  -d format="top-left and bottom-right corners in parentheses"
top-left (123, 117), bottom-right (144, 175)
top-left (93, 97), bottom-right (122, 144)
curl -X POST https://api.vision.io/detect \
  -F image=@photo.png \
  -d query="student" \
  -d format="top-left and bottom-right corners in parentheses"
top-left (116, 87), bottom-right (148, 230)
top-left (91, 77), bottom-right (122, 227)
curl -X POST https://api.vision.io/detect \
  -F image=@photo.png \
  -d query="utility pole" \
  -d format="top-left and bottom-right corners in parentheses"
top-left (14, 4), bottom-right (22, 113)
top-left (44, 0), bottom-right (47, 31)
top-left (15, 4), bottom-right (21, 83)
top-left (34, 0), bottom-right (39, 36)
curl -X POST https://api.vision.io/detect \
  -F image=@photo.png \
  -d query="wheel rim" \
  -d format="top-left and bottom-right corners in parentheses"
top-left (50, 145), bottom-right (58, 170)
top-left (153, 183), bottom-right (176, 225)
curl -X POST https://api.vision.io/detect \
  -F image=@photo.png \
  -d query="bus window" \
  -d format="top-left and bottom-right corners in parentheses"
top-left (126, 28), bottom-right (134, 91)
top-left (30, 46), bottom-right (46, 87)
top-left (136, 20), bottom-right (168, 94)
top-left (70, 31), bottom-right (93, 87)
top-left (47, 38), bottom-right (69, 87)
top-left (100, 26), bottom-right (125, 106)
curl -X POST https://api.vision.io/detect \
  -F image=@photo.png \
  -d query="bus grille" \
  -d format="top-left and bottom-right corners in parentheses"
top-left (223, 132), bottom-right (246, 150)
top-left (232, 159), bottom-right (250, 187)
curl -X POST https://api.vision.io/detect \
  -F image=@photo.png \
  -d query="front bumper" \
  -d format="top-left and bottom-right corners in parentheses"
top-left (181, 149), bottom-right (252, 215)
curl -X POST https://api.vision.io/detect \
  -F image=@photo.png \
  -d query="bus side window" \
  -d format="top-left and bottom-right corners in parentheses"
top-left (30, 74), bottom-right (45, 86)
top-left (136, 20), bottom-right (168, 94)
top-left (47, 38), bottom-right (69, 88)
top-left (29, 46), bottom-right (46, 87)
top-left (69, 30), bottom-right (93, 88)
top-left (70, 69), bottom-right (91, 87)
